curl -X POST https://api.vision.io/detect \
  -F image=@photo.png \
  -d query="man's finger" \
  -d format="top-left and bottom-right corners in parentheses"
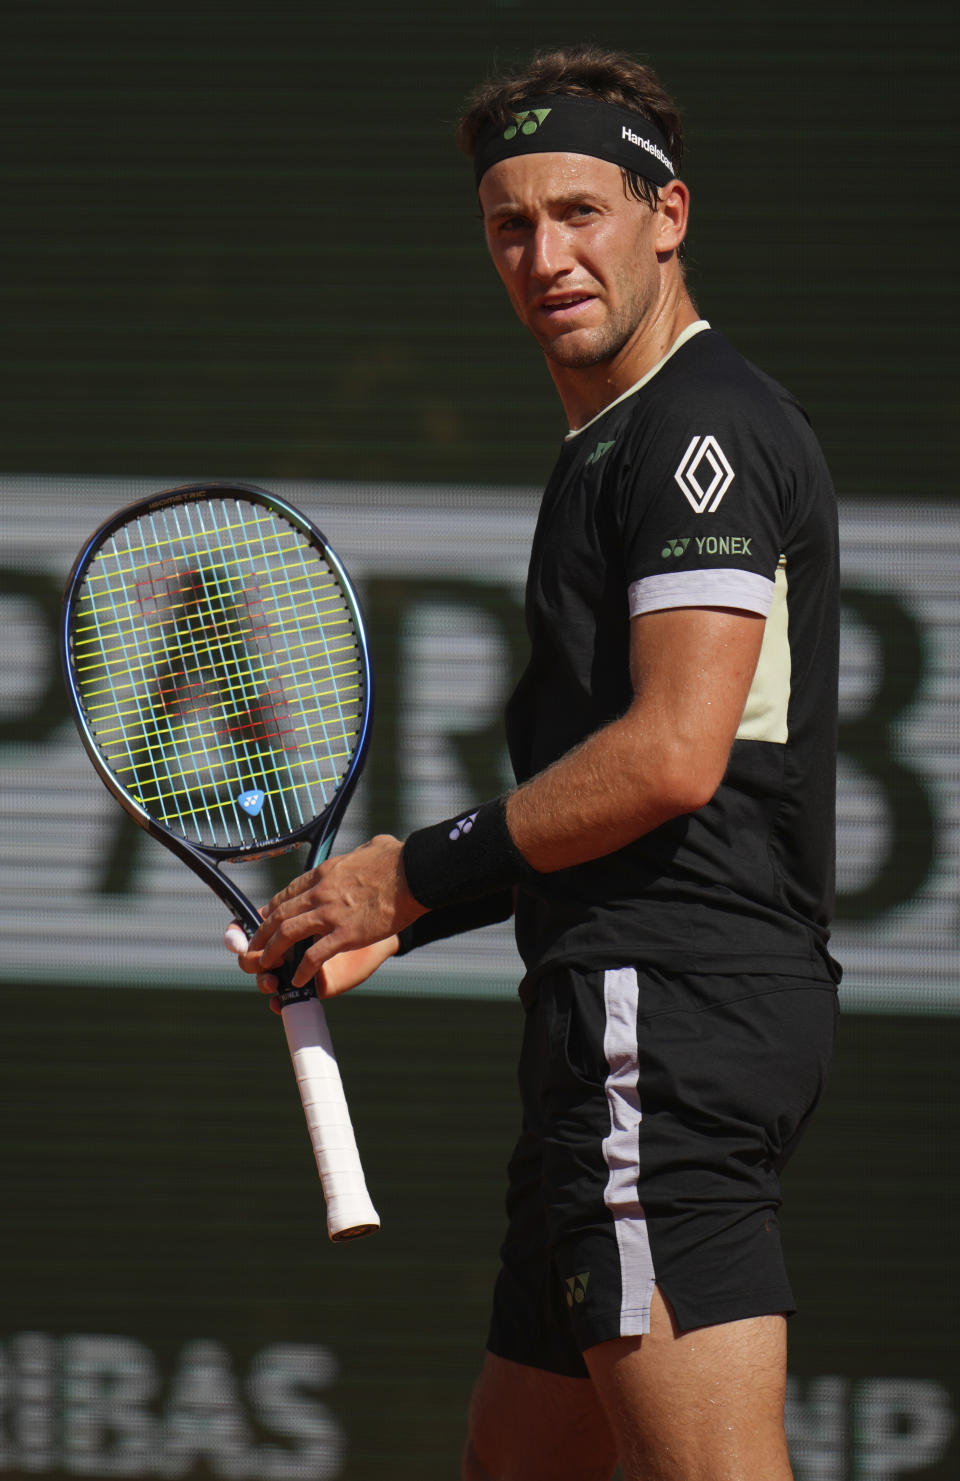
top-left (291, 929), bottom-right (351, 986)
top-left (262, 865), bottom-right (324, 917)
top-left (224, 921), bottom-right (249, 955)
top-left (247, 894), bottom-right (315, 954)
top-left (257, 912), bottom-right (332, 969)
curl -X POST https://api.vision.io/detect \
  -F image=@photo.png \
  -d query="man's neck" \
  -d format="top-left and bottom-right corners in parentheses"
top-left (550, 286), bottom-right (700, 431)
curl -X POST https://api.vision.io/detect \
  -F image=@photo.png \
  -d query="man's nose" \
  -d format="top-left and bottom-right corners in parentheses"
top-left (530, 221), bottom-right (572, 280)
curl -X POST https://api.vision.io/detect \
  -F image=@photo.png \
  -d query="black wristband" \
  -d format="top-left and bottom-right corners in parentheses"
top-left (402, 796), bottom-right (535, 910)
top-left (394, 890), bottom-right (515, 956)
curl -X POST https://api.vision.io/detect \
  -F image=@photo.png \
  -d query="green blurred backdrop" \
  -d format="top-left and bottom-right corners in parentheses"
top-left (4, 0), bottom-right (955, 494)
top-left (1, 3), bottom-right (958, 1478)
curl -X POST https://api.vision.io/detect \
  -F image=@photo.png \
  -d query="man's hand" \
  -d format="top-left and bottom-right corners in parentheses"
top-left (233, 834), bottom-right (426, 993)
top-left (228, 932), bottom-right (402, 1013)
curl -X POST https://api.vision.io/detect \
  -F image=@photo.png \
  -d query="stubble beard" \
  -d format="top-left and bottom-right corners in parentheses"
top-left (540, 319), bottom-right (634, 370)
top-left (536, 289), bottom-right (647, 372)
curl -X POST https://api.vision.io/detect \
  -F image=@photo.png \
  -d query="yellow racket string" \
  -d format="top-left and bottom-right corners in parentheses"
top-left (73, 496), bottom-right (367, 850)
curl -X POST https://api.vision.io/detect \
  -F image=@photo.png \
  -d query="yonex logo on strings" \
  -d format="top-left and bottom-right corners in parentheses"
top-left (620, 126), bottom-right (673, 173)
top-left (448, 811), bottom-right (479, 841)
top-left (503, 109), bottom-right (551, 139)
top-left (674, 435), bottom-right (735, 514)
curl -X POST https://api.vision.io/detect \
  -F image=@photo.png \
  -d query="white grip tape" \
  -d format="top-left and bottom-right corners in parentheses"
top-left (280, 997), bottom-right (381, 1241)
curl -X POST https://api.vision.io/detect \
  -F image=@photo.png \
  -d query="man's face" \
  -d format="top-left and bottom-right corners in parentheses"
top-left (479, 152), bottom-right (667, 371)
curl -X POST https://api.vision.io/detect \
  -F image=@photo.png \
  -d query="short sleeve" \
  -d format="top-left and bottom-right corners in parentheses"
top-left (614, 385), bottom-right (795, 619)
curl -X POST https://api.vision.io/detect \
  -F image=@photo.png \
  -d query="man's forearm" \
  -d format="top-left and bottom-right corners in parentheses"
top-left (505, 705), bottom-right (717, 874)
top-left (505, 607), bottom-right (765, 873)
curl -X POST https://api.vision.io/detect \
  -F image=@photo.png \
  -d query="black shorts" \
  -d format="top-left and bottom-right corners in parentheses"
top-left (487, 964), bottom-right (838, 1377)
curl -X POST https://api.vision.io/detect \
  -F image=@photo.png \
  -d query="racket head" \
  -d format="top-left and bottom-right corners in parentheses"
top-left (62, 483), bottom-right (373, 889)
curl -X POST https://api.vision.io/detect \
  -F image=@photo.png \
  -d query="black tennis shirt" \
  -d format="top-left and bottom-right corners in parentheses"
top-left (506, 325), bottom-right (841, 985)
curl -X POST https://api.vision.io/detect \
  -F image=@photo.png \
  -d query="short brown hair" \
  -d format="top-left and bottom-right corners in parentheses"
top-left (457, 43), bottom-right (684, 212)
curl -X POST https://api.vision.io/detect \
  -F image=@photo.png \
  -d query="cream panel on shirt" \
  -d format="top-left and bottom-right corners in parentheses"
top-left (737, 558), bottom-right (790, 743)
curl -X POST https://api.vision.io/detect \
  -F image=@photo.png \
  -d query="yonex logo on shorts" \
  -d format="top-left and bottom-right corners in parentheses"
top-left (504, 108), bottom-right (552, 140)
top-left (674, 435), bottom-right (735, 514)
top-left (564, 1272), bottom-right (590, 1306)
top-left (661, 537), bottom-right (691, 558)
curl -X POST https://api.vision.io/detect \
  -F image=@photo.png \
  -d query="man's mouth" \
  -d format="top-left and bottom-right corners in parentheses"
top-left (539, 293), bottom-right (595, 317)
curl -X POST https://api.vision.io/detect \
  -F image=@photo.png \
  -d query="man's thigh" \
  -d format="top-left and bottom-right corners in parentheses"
top-left (464, 1290), bottom-right (793, 1481)
top-left (462, 1351), bottom-right (617, 1481)
top-left (584, 1286), bottom-right (794, 1481)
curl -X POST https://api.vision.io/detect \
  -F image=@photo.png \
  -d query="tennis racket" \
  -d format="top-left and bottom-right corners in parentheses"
top-left (61, 481), bottom-right (379, 1240)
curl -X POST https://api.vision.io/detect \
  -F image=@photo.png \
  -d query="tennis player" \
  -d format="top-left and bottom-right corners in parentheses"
top-left (237, 43), bottom-right (841, 1481)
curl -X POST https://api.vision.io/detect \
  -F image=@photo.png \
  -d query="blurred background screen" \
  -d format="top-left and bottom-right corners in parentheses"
top-left (1, 3), bottom-right (957, 1478)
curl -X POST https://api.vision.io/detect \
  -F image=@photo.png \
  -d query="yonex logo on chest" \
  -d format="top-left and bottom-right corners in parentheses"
top-left (674, 435), bottom-right (735, 513)
top-left (585, 440), bottom-right (616, 467)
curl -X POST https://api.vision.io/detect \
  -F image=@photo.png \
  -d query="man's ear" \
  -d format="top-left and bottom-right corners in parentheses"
top-left (655, 178), bottom-right (690, 257)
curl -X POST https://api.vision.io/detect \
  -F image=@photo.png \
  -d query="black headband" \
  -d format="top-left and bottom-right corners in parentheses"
top-left (473, 94), bottom-right (676, 189)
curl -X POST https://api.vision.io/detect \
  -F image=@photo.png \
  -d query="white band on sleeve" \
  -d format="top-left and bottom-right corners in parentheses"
top-left (628, 568), bottom-right (775, 617)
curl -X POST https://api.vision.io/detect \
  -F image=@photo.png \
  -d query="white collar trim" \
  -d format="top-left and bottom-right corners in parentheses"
top-left (565, 319), bottom-right (712, 439)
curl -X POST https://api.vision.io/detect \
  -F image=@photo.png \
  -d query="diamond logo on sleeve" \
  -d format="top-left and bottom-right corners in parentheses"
top-left (674, 435), bottom-right (735, 513)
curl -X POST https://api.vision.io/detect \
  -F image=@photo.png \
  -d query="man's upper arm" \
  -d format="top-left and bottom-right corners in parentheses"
top-left (626, 604), bottom-right (767, 807)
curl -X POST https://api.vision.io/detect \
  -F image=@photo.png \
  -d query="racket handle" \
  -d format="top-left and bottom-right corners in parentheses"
top-left (279, 997), bottom-right (381, 1241)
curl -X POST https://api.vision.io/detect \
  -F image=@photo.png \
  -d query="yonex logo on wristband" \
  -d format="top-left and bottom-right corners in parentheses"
top-left (504, 108), bottom-right (551, 140)
top-left (403, 796), bottom-right (532, 910)
top-left (674, 435), bottom-right (735, 514)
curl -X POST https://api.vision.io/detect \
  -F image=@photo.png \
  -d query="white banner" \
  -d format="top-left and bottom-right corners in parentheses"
top-left (1, 476), bottom-right (957, 1012)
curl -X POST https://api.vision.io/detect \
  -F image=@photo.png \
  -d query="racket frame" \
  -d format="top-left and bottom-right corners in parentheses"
top-left (60, 482), bottom-right (379, 1239)
top-left (61, 482), bottom-right (373, 921)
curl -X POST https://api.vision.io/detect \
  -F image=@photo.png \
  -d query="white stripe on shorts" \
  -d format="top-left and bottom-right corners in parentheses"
top-left (601, 966), bottom-right (656, 1335)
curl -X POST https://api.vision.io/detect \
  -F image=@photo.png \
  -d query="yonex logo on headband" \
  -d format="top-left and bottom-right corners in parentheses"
top-left (504, 108), bottom-right (551, 140)
top-left (621, 126), bottom-right (674, 174)
top-left (474, 95), bottom-right (676, 190)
